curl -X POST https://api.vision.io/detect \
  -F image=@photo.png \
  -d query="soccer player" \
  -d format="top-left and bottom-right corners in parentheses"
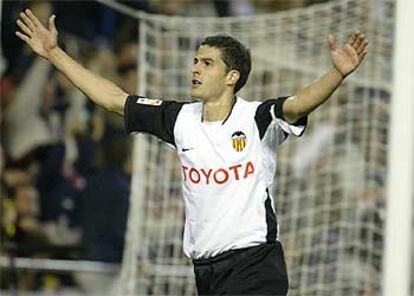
top-left (16, 9), bottom-right (368, 295)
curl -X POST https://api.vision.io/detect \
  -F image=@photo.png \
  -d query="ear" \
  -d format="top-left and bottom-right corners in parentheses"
top-left (226, 70), bottom-right (240, 87)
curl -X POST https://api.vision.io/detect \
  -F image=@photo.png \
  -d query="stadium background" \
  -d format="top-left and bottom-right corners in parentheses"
top-left (1, 0), bottom-right (413, 295)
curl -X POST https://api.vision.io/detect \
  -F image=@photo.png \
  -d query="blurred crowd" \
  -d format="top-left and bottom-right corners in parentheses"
top-left (1, 0), bottom-right (330, 293)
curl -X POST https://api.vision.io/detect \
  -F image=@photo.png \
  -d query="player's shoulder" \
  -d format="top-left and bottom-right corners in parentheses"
top-left (239, 96), bottom-right (290, 114)
top-left (181, 100), bottom-right (202, 111)
top-left (236, 96), bottom-right (264, 111)
top-left (175, 100), bottom-right (202, 122)
top-left (177, 100), bottom-right (201, 116)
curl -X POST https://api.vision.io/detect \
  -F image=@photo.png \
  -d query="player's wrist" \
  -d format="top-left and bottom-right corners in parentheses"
top-left (332, 67), bottom-right (346, 80)
top-left (47, 46), bottom-right (61, 58)
top-left (47, 46), bottom-right (65, 65)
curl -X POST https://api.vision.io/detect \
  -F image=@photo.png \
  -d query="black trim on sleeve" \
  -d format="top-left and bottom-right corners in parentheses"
top-left (255, 97), bottom-right (290, 139)
top-left (272, 96), bottom-right (290, 120)
top-left (272, 96), bottom-right (308, 129)
top-left (255, 97), bottom-right (308, 139)
top-left (124, 95), bottom-right (186, 147)
top-left (292, 116), bottom-right (308, 128)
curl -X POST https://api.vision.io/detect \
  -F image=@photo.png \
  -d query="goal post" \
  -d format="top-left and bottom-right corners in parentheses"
top-left (383, 0), bottom-right (414, 295)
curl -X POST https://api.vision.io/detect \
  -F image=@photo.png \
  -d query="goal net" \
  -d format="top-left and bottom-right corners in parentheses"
top-left (119, 0), bottom-right (397, 295)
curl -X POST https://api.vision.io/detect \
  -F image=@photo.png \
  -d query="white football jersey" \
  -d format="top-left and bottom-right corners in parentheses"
top-left (125, 96), bottom-right (306, 259)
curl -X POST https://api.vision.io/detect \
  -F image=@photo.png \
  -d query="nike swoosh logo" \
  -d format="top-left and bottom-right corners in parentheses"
top-left (182, 148), bottom-right (194, 152)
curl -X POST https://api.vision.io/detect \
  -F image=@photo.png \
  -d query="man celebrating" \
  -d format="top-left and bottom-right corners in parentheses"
top-left (16, 9), bottom-right (368, 295)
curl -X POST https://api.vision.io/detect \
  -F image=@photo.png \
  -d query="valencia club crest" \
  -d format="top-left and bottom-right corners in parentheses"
top-left (231, 131), bottom-right (247, 152)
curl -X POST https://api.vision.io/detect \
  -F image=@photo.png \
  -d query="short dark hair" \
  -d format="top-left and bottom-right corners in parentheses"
top-left (200, 35), bottom-right (251, 93)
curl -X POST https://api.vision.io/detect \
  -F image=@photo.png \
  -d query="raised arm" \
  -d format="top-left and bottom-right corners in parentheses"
top-left (282, 30), bottom-right (368, 123)
top-left (16, 9), bottom-right (127, 115)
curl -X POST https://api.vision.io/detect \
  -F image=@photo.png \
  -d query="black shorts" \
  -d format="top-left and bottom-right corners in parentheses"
top-left (192, 241), bottom-right (288, 295)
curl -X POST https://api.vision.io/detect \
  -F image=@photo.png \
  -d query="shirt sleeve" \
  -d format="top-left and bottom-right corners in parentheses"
top-left (124, 95), bottom-right (185, 147)
top-left (255, 96), bottom-right (307, 140)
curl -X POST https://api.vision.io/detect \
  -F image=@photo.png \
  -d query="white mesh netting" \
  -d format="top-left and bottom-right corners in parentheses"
top-left (119, 0), bottom-right (397, 295)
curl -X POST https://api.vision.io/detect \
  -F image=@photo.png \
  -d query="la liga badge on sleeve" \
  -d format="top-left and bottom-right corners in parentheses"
top-left (136, 97), bottom-right (163, 106)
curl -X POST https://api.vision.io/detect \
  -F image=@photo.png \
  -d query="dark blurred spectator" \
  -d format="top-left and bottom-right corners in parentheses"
top-left (1, 168), bottom-right (29, 246)
top-left (74, 136), bottom-right (131, 295)
top-left (116, 42), bottom-right (139, 94)
top-left (1, 0), bottom-right (28, 73)
top-left (0, 77), bottom-right (16, 116)
top-left (0, 171), bottom-right (55, 291)
top-left (52, 2), bottom-right (102, 46)
top-left (13, 184), bottom-right (50, 254)
top-left (3, 57), bottom-right (53, 162)
top-left (1, 168), bottom-right (48, 251)
top-left (79, 136), bottom-right (131, 264)
top-left (34, 144), bottom-right (84, 245)
top-left (1, 1), bottom-right (53, 79)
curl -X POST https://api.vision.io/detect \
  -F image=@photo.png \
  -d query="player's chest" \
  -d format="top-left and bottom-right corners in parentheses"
top-left (176, 120), bottom-right (259, 167)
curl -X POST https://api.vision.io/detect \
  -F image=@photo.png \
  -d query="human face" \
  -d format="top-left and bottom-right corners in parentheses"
top-left (191, 45), bottom-right (230, 101)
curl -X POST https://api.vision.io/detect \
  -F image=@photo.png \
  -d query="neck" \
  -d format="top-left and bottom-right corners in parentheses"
top-left (202, 92), bottom-right (235, 122)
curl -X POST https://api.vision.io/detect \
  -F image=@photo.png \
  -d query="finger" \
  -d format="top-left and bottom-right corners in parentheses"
top-left (353, 33), bottom-right (365, 51)
top-left (349, 30), bottom-right (360, 47)
top-left (15, 31), bottom-right (31, 44)
top-left (358, 51), bottom-right (368, 65)
top-left (48, 15), bottom-right (57, 33)
top-left (328, 34), bottom-right (336, 51)
top-left (26, 9), bottom-right (43, 28)
top-left (357, 40), bottom-right (368, 55)
top-left (359, 48), bottom-right (368, 61)
top-left (20, 11), bottom-right (36, 30)
top-left (17, 19), bottom-right (32, 36)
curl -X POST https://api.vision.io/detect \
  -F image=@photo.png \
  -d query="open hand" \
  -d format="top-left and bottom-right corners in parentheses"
top-left (16, 9), bottom-right (58, 61)
top-left (329, 30), bottom-right (368, 77)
